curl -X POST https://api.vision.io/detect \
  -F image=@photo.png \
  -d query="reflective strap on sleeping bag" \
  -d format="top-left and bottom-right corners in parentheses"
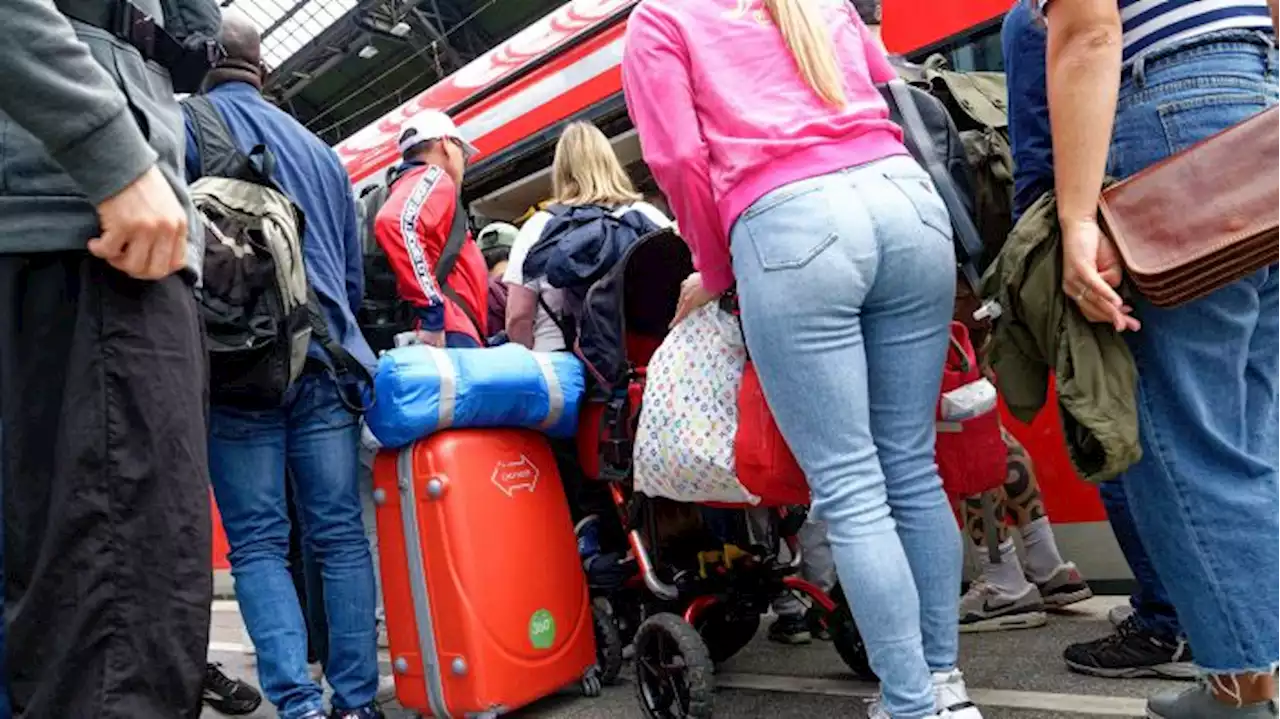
top-left (532, 352), bottom-right (565, 430)
top-left (424, 347), bottom-right (458, 428)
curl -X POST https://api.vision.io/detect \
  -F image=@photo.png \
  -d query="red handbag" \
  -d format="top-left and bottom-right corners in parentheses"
top-left (717, 291), bottom-right (810, 507)
top-left (935, 322), bottom-right (1006, 499)
top-left (734, 361), bottom-right (811, 506)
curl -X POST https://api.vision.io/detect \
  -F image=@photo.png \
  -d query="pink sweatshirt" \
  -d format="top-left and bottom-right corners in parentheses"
top-left (622, 0), bottom-right (907, 294)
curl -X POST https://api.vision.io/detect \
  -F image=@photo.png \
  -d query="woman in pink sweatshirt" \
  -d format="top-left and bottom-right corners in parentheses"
top-left (622, 3), bottom-right (976, 718)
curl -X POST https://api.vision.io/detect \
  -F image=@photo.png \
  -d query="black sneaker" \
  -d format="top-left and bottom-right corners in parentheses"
top-left (203, 662), bottom-right (263, 716)
top-left (768, 614), bottom-right (812, 645)
top-left (329, 707), bottom-right (385, 719)
top-left (1064, 616), bottom-right (1197, 680)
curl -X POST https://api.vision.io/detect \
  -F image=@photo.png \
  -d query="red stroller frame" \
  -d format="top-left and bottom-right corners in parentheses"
top-left (573, 229), bottom-right (874, 719)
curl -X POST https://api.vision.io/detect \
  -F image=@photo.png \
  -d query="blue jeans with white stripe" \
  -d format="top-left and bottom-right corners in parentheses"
top-left (1108, 29), bottom-right (1279, 674)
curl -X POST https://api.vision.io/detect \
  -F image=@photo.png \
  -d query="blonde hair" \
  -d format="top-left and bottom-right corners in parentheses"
top-left (764, 0), bottom-right (847, 108)
top-left (551, 121), bottom-right (642, 207)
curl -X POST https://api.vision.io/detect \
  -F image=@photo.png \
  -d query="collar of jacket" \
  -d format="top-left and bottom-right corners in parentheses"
top-left (205, 68), bottom-right (263, 93)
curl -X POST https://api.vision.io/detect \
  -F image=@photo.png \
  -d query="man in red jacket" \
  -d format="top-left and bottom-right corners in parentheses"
top-left (374, 111), bottom-right (488, 347)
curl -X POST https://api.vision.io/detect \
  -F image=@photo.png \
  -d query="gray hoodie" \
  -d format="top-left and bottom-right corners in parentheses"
top-left (0, 0), bottom-right (203, 272)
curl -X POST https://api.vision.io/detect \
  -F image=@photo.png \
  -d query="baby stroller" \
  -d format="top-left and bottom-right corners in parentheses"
top-left (573, 228), bottom-right (874, 719)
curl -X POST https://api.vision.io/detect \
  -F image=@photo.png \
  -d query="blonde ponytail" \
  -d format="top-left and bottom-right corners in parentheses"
top-left (764, 0), bottom-right (847, 108)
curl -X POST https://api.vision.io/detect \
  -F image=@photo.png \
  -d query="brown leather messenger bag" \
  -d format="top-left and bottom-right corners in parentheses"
top-left (1098, 105), bottom-right (1279, 307)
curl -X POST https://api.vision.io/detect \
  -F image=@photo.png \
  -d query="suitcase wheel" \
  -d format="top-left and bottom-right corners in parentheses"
top-left (633, 613), bottom-right (714, 719)
top-left (593, 598), bottom-right (625, 686)
top-left (581, 665), bottom-right (603, 698)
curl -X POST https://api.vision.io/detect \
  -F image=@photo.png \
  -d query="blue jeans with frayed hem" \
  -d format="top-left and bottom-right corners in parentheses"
top-left (1108, 30), bottom-right (1279, 674)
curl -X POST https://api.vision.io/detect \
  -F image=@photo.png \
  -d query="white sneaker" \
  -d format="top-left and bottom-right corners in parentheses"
top-left (958, 580), bottom-right (1047, 633)
top-left (933, 669), bottom-right (983, 719)
top-left (865, 694), bottom-right (944, 719)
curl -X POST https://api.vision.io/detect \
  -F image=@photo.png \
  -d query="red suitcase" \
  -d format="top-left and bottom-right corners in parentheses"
top-left (373, 428), bottom-right (599, 717)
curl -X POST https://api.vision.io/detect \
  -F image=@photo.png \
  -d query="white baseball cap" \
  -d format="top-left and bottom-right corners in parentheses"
top-left (398, 110), bottom-right (479, 159)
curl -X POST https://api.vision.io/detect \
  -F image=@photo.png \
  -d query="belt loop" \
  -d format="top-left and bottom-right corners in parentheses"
top-left (1263, 32), bottom-right (1278, 75)
top-left (1132, 54), bottom-right (1148, 89)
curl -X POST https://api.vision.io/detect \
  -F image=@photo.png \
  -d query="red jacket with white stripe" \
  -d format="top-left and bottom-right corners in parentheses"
top-left (373, 162), bottom-right (488, 343)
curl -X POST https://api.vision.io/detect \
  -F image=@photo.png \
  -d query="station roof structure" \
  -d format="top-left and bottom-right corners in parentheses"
top-left (223, 0), bottom-right (564, 145)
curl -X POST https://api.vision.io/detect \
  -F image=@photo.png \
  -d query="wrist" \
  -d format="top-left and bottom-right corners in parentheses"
top-left (1058, 215), bottom-right (1098, 239)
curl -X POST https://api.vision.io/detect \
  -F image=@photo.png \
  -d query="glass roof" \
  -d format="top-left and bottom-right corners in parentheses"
top-left (225, 0), bottom-right (359, 69)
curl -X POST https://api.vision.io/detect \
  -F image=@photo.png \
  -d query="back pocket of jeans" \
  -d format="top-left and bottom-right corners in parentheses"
top-left (884, 173), bottom-right (954, 243)
top-left (1158, 92), bottom-right (1272, 155)
top-left (740, 185), bottom-right (838, 271)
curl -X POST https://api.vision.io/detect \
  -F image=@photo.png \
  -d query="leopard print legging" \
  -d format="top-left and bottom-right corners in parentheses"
top-left (961, 427), bottom-right (1048, 546)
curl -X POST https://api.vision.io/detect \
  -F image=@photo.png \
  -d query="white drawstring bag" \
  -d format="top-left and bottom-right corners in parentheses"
top-left (633, 303), bottom-right (761, 505)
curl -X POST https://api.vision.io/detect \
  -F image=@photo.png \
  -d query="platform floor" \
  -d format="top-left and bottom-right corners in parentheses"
top-left (205, 595), bottom-right (1177, 719)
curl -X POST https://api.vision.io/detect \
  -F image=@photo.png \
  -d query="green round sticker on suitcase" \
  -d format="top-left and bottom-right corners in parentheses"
top-left (529, 609), bottom-right (556, 649)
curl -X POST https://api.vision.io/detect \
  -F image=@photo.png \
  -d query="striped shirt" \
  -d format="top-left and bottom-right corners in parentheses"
top-left (1039, 0), bottom-right (1273, 62)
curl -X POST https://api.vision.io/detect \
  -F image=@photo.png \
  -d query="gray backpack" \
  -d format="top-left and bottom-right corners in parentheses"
top-left (184, 96), bottom-right (373, 411)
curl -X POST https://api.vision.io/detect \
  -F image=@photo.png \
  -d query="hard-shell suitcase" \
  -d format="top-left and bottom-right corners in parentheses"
top-left (373, 428), bottom-right (599, 717)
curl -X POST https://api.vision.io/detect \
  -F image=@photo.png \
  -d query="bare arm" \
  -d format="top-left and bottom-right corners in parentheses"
top-left (505, 284), bottom-right (537, 350)
top-left (1043, 0), bottom-right (1138, 331)
top-left (1270, 0), bottom-right (1278, 34)
top-left (1044, 0), bottom-right (1121, 228)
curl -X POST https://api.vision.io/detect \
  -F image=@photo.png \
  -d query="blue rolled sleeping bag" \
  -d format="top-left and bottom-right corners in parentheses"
top-left (365, 343), bottom-right (585, 448)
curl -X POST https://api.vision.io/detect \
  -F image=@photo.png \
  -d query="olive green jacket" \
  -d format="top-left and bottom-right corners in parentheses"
top-left (980, 191), bottom-right (1141, 483)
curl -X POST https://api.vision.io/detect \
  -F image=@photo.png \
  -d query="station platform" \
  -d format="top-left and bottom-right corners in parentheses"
top-left (205, 595), bottom-right (1174, 719)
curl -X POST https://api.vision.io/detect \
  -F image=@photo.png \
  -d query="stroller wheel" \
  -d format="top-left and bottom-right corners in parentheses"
top-left (593, 598), bottom-right (625, 685)
top-left (827, 583), bottom-right (876, 681)
top-left (694, 604), bottom-right (761, 665)
top-left (633, 613), bottom-right (714, 719)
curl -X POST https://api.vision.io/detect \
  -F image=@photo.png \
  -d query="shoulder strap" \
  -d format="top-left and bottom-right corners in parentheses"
top-left (434, 191), bottom-right (485, 339)
top-left (538, 294), bottom-right (576, 347)
top-left (434, 190), bottom-right (469, 286)
top-left (182, 95), bottom-right (250, 179)
top-left (306, 287), bottom-right (376, 414)
top-left (885, 79), bottom-right (1000, 322)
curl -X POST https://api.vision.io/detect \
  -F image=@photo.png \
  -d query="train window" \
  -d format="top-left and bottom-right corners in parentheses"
top-left (906, 19), bottom-right (1006, 72)
top-left (944, 28), bottom-right (1004, 71)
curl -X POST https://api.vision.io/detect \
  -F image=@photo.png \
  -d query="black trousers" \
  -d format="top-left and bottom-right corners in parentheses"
top-left (0, 254), bottom-right (212, 719)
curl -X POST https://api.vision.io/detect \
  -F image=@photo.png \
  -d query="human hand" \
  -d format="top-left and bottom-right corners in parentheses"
top-left (88, 166), bottom-right (189, 280)
top-left (670, 272), bottom-right (720, 328)
top-left (1060, 219), bottom-right (1140, 332)
top-left (393, 329), bottom-right (446, 348)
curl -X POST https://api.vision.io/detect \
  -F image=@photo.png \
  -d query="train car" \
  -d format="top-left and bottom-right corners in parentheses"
top-left (335, 0), bottom-right (1132, 590)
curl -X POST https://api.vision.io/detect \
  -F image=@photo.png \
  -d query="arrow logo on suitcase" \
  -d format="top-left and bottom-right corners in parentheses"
top-left (491, 455), bottom-right (541, 497)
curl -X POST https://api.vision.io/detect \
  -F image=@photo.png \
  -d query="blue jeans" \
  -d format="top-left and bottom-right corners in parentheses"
top-left (1098, 480), bottom-right (1181, 640)
top-left (210, 373), bottom-right (379, 717)
top-left (1108, 30), bottom-right (1279, 674)
top-left (732, 155), bottom-right (962, 718)
top-left (446, 331), bottom-right (480, 348)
